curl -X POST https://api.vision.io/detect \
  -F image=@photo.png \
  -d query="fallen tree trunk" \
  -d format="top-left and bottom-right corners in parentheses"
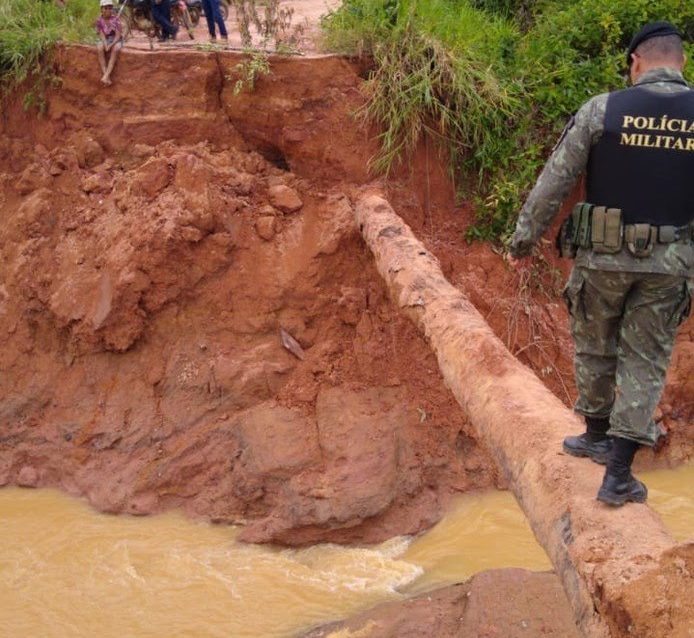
top-left (355, 193), bottom-right (694, 638)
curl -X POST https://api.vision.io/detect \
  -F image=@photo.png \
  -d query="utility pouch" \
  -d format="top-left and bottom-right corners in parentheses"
top-left (591, 206), bottom-right (623, 254)
top-left (625, 223), bottom-right (657, 257)
top-left (556, 212), bottom-right (577, 258)
top-left (569, 204), bottom-right (581, 246)
top-left (575, 203), bottom-right (593, 249)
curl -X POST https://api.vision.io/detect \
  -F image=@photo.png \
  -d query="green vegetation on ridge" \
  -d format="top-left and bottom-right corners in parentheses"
top-left (0, 0), bottom-right (96, 107)
top-left (322, 0), bottom-right (694, 240)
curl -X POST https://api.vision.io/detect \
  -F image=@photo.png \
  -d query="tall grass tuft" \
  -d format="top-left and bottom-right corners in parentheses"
top-left (366, 25), bottom-right (518, 179)
top-left (326, 0), bottom-right (519, 191)
top-left (0, 0), bottom-right (96, 95)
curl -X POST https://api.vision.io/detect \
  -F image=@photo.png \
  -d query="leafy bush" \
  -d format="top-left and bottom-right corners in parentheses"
top-left (0, 0), bottom-right (96, 91)
top-left (319, 0), bottom-right (401, 55)
top-left (322, 0), bottom-right (694, 241)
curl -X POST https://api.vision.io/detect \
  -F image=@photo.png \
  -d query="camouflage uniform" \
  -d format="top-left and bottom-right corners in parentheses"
top-left (509, 67), bottom-right (694, 446)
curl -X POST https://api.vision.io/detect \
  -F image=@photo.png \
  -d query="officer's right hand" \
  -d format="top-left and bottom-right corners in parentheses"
top-left (505, 252), bottom-right (533, 270)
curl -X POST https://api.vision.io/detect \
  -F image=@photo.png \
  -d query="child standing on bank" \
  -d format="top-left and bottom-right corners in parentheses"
top-left (95, 0), bottom-right (123, 86)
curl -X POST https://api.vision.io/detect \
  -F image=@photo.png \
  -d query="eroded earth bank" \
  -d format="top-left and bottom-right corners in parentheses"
top-left (1, 46), bottom-right (693, 636)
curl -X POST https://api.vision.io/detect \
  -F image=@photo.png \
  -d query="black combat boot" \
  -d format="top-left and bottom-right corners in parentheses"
top-left (563, 416), bottom-right (613, 464)
top-left (597, 437), bottom-right (648, 507)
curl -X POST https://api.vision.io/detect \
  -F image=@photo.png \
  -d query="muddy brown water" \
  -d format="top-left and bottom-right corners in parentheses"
top-left (1, 465), bottom-right (691, 638)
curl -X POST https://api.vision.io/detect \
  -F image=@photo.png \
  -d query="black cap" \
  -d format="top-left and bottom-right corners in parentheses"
top-left (627, 21), bottom-right (682, 65)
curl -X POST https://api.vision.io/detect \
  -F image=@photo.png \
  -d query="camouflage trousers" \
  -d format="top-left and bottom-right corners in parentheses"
top-left (563, 267), bottom-right (692, 446)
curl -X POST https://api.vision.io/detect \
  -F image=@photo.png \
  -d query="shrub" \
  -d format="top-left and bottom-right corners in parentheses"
top-left (322, 0), bottom-right (694, 241)
top-left (0, 0), bottom-right (96, 91)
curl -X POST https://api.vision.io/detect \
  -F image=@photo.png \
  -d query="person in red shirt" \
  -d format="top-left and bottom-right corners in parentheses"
top-left (95, 0), bottom-right (123, 86)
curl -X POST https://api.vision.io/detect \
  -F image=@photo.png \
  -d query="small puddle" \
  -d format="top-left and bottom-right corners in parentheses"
top-left (0, 464), bottom-right (691, 637)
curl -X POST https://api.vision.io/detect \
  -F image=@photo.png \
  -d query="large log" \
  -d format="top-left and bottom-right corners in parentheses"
top-left (355, 193), bottom-right (694, 638)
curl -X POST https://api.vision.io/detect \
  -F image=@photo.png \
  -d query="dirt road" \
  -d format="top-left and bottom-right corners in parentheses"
top-left (121, 0), bottom-right (339, 55)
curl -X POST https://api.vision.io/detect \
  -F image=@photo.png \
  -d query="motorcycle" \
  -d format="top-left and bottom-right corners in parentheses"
top-left (118, 0), bottom-right (200, 42)
top-left (219, 0), bottom-right (230, 21)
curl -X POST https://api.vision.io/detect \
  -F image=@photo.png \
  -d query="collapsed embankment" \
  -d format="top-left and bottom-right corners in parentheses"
top-left (1, 46), bottom-right (504, 545)
top-left (1, 45), bottom-right (694, 635)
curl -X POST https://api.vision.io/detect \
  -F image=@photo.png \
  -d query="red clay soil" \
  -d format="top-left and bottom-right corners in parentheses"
top-left (0, 46), bottom-right (502, 546)
top-left (1, 33), bottom-right (694, 638)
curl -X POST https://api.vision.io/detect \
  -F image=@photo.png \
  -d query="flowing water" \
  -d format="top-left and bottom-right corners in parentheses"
top-left (1, 464), bottom-right (691, 638)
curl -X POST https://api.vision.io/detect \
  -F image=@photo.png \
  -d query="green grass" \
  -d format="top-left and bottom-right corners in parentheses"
top-left (322, 0), bottom-right (694, 241)
top-left (0, 0), bottom-right (96, 95)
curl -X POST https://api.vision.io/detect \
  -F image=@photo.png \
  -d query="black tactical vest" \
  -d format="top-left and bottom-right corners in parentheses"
top-left (587, 84), bottom-right (694, 226)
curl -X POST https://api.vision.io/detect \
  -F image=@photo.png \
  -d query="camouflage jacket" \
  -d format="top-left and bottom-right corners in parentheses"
top-left (509, 67), bottom-right (694, 277)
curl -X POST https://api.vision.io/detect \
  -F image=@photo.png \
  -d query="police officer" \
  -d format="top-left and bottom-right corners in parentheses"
top-left (507, 21), bottom-right (693, 506)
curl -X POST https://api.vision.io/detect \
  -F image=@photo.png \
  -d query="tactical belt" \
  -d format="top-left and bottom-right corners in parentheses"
top-left (557, 202), bottom-right (693, 259)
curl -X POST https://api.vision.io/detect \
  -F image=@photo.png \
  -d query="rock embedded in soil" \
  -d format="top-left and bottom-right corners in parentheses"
top-left (255, 215), bottom-right (278, 240)
top-left (16, 466), bottom-right (39, 488)
top-left (268, 184), bottom-right (303, 213)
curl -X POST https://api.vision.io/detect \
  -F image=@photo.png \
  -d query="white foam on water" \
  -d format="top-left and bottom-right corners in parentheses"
top-left (1, 468), bottom-right (691, 638)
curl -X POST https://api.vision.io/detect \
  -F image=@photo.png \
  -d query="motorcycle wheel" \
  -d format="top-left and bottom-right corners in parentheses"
top-left (188, 6), bottom-right (200, 27)
top-left (119, 9), bottom-right (133, 40)
top-left (173, 5), bottom-right (196, 39)
top-left (219, 0), bottom-right (229, 21)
